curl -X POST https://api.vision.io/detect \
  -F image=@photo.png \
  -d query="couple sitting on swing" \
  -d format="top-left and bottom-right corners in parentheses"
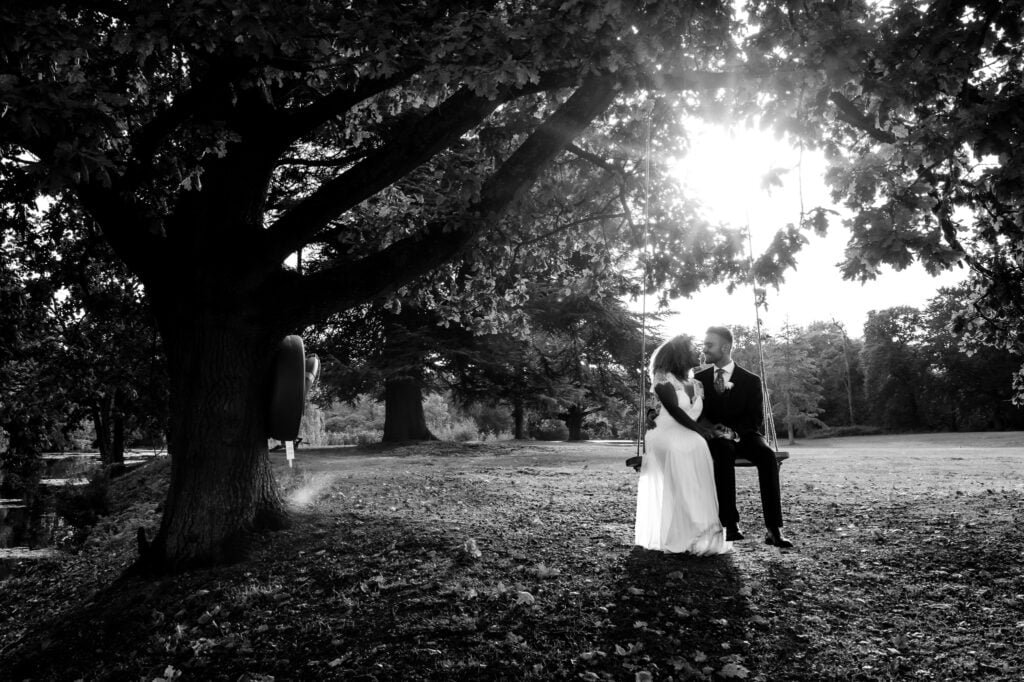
top-left (633, 326), bottom-right (793, 555)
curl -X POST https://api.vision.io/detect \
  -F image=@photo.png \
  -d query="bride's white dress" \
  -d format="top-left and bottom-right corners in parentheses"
top-left (634, 375), bottom-right (731, 555)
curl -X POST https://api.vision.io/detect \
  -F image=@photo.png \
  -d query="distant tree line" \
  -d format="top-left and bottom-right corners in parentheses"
top-left (745, 286), bottom-right (1024, 442)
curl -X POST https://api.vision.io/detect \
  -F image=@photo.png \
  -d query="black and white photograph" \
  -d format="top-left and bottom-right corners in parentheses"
top-left (2, 1), bottom-right (1022, 679)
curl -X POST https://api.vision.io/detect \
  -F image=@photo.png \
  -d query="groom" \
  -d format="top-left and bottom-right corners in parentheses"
top-left (696, 326), bottom-right (793, 548)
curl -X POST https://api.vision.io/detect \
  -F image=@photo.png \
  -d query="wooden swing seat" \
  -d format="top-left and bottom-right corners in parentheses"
top-left (628, 450), bottom-right (789, 471)
top-left (735, 451), bottom-right (789, 468)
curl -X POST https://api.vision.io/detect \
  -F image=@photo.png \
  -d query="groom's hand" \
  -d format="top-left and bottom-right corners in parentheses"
top-left (713, 424), bottom-right (739, 441)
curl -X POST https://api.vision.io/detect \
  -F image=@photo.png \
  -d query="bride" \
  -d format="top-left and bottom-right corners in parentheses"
top-left (634, 335), bottom-right (731, 555)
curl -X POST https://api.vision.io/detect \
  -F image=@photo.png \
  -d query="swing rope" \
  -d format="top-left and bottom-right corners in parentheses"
top-left (635, 102), bottom-right (654, 458)
top-left (747, 229), bottom-right (779, 452)
top-left (745, 128), bottom-right (809, 454)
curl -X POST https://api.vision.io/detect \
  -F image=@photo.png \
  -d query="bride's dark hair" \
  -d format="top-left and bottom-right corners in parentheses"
top-left (649, 335), bottom-right (698, 386)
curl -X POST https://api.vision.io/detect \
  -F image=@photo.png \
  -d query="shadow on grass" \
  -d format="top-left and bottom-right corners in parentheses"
top-left (596, 546), bottom-right (753, 678)
top-left (2, 511), bottom-right (486, 681)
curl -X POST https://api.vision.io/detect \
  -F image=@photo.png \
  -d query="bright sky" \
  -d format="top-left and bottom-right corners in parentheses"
top-left (646, 120), bottom-right (964, 340)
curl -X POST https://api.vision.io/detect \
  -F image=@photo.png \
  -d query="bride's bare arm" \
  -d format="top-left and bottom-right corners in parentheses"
top-left (653, 382), bottom-right (714, 440)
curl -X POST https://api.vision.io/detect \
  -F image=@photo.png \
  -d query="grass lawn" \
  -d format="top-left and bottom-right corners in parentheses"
top-left (1, 432), bottom-right (1022, 681)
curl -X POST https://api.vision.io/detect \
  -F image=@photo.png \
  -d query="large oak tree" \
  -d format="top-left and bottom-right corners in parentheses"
top-left (1, 0), bottom-right (747, 571)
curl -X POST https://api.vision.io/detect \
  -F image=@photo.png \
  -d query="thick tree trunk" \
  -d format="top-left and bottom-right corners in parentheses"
top-left (134, 316), bottom-right (287, 574)
top-left (91, 395), bottom-right (125, 466)
top-left (563, 405), bottom-right (586, 441)
top-left (382, 377), bottom-right (436, 442)
top-left (512, 399), bottom-right (525, 440)
top-left (91, 401), bottom-right (109, 460)
top-left (112, 408), bottom-right (125, 465)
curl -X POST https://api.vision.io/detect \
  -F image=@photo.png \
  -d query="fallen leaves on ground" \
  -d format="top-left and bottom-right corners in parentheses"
top-left (1, 439), bottom-right (1022, 681)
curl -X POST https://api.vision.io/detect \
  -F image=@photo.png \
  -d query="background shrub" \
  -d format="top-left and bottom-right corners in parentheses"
top-left (533, 419), bottom-right (569, 441)
top-left (806, 424), bottom-right (886, 439)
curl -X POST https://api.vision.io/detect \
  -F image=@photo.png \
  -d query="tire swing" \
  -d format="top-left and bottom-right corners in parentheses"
top-left (268, 335), bottom-right (320, 467)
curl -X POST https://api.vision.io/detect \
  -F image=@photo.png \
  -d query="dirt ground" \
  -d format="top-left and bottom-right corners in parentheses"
top-left (1, 433), bottom-right (1023, 681)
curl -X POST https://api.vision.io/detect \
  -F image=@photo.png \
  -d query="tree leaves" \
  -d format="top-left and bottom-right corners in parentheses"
top-left (515, 590), bottom-right (536, 605)
top-left (759, 0), bottom-right (1024, 401)
top-left (719, 661), bottom-right (751, 678)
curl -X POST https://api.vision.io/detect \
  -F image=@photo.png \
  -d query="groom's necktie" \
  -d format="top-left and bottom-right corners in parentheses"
top-left (715, 368), bottom-right (726, 394)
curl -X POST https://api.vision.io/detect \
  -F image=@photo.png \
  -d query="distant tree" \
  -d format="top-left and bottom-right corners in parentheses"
top-left (307, 303), bottom-right (452, 441)
top-left (0, 249), bottom-right (56, 495)
top-left (763, 322), bottom-right (825, 444)
top-left (443, 324), bottom-right (558, 441)
top-left (317, 278), bottom-right (655, 450)
top-left (1, 202), bottom-right (167, 476)
top-left (861, 308), bottom-right (930, 431)
top-left (804, 320), bottom-right (866, 428)
top-left (919, 287), bottom-right (1024, 431)
top-left (721, 324), bottom-right (765, 373)
top-left (306, 86), bottom-right (749, 444)
top-left (522, 291), bottom-right (644, 441)
top-left (43, 204), bottom-right (168, 464)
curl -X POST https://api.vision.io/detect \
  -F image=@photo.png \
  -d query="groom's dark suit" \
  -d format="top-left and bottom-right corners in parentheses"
top-left (695, 363), bottom-right (783, 529)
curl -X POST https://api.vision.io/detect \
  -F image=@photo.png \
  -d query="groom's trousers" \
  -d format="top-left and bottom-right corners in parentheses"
top-left (708, 435), bottom-right (783, 528)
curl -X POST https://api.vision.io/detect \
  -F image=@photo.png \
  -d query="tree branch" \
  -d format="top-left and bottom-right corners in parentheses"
top-left (262, 70), bottom-right (579, 267)
top-left (514, 212), bottom-right (626, 249)
top-left (827, 92), bottom-right (897, 143)
top-left (74, 180), bottom-right (166, 283)
top-left (38, 0), bottom-right (130, 19)
top-left (262, 87), bottom-right (502, 261)
top-left (281, 71), bottom-right (416, 141)
top-left (639, 69), bottom-right (742, 93)
top-left (280, 74), bottom-right (620, 326)
top-left (565, 143), bottom-right (629, 177)
top-left (277, 151), bottom-right (368, 168)
top-left (130, 84), bottom-right (220, 163)
top-left (127, 56), bottom-right (273, 179)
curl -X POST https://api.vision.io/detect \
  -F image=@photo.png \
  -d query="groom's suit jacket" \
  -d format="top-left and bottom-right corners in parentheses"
top-left (695, 363), bottom-right (766, 439)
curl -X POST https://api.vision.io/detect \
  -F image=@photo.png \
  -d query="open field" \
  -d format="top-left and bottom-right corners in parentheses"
top-left (2, 432), bottom-right (1022, 680)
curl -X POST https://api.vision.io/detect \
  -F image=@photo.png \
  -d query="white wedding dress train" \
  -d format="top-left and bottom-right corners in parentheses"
top-left (634, 376), bottom-right (730, 555)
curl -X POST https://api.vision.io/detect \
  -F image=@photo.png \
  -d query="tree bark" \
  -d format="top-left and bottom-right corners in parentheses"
top-left (133, 313), bottom-right (287, 574)
top-left (562, 405), bottom-right (587, 441)
top-left (110, 405), bottom-right (125, 467)
top-left (785, 391), bottom-right (796, 445)
top-left (91, 394), bottom-right (125, 466)
top-left (512, 398), bottom-right (525, 440)
top-left (91, 401), bottom-right (109, 461)
top-left (382, 376), bottom-right (436, 442)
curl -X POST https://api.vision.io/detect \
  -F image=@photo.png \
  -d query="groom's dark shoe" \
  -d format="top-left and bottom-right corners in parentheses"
top-left (765, 527), bottom-right (793, 548)
top-left (725, 525), bottom-right (745, 542)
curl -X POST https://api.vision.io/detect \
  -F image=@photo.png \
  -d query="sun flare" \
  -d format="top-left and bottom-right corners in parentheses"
top-left (670, 120), bottom-right (810, 249)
